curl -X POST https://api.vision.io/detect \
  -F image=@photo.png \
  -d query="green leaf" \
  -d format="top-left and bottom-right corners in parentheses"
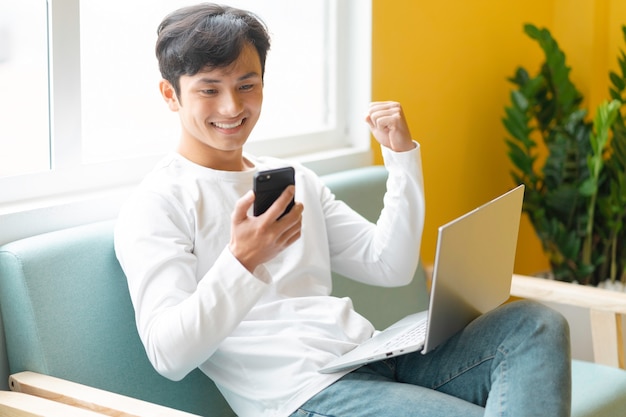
top-left (610, 71), bottom-right (625, 91)
top-left (579, 178), bottom-right (596, 197)
top-left (506, 140), bottom-right (536, 174)
top-left (503, 116), bottom-right (530, 143)
top-left (522, 74), bottom-right (546, 97)
top-left (619, 51), bottom-right (626, 79)
top-left (508, 67), bottom-right (530, 87)
top-left (511, 90), bottom-right (529, 111)
top-left (524, 23), bottom-right (541, 39)
top-left (610, 89), bottom-right (622, 101)
top-left (504, 104), bottom-right (529, 129)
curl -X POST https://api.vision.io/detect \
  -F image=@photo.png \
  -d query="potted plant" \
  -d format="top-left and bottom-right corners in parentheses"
top-left (503, 24), bottom-right (626, 287)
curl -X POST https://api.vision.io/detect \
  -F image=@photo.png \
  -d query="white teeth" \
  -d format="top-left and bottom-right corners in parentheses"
top-left (213, 119), bottom-right (243, 129)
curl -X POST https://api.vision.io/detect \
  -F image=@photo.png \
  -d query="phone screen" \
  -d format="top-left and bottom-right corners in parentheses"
top-left (253, 167), bottom-right (295, 218)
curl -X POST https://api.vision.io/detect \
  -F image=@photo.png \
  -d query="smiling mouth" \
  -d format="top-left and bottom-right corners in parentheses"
top-left (212, 119), bottom-right (245, 129)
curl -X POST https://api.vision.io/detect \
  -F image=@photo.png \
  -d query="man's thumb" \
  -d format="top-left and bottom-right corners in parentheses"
top-left (233, 190), bottom-right (255, 223)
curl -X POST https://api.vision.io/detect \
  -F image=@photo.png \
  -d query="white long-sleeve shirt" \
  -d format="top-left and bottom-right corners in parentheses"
top-left (114, 144), bottom-right (425, 417)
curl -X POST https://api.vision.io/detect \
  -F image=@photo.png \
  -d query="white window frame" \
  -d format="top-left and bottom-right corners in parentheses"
top-left (0, 0), bottom-right (372, 245)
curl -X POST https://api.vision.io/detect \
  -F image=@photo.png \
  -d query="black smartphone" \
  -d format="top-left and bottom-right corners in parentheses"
top-left (253, 167), bottom-right (295, 218)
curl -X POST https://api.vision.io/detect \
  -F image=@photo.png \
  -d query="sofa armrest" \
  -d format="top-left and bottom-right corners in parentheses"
top-left (511, 274), bottom-right (626, 369)
top-left (0, 391), bottom-right (105, 416)
top-left (9, 372), bottom-right (201, 417)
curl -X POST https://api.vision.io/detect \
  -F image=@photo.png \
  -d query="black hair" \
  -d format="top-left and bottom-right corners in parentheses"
top-left (155, 3), bottom-right (271, 97)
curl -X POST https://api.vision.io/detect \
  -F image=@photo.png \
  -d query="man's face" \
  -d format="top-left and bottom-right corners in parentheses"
top-left (162, 42), bottom-right (263, 169)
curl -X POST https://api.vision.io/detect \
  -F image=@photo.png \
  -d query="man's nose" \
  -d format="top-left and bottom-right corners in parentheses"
top-left (219, 90), bottom-right (243, 116)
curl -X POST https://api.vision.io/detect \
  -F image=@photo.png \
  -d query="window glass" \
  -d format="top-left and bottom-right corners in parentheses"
top-left (79, 0), bottom-right (333, 164)
top-left (0, 1), bottom-right (49, 177)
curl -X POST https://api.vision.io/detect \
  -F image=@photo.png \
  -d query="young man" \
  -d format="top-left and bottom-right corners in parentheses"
top-left (115, 4), bottom-right (571, 416)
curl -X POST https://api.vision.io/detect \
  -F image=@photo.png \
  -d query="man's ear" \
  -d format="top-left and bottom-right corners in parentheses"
top-left (159, 79), bottom-right (180, 112)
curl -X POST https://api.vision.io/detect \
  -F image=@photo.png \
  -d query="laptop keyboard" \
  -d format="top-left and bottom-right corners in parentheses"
top-left (373, 321), bottom-right (427, 354)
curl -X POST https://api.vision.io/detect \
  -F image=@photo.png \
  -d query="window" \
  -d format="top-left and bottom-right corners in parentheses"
top-left (79, 0), bottom-right (340, 164)
top-left (0, 0), bottom-right (371, 218)
top-left (0, 1), bottom-right (49, 177)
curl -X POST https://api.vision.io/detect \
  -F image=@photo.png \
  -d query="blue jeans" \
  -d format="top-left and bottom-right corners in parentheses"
top-left (290, 300), bottom-right (571, 417)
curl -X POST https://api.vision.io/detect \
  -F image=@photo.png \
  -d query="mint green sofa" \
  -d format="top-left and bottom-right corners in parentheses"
top-left (0, 166), bottom-right (625, 416)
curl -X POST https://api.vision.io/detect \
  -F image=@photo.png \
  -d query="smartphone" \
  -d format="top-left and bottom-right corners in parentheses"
top-left (253, 167), bottom-right (295, 218)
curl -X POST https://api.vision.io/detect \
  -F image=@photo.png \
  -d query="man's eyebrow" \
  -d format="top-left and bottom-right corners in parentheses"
top-left (195, 72), bottom-right (261, 84)
top-left (238, 72), bottom-right (261, 81)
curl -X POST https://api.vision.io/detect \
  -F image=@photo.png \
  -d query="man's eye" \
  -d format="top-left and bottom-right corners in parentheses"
top-left (202, 89), bottom-right (218, 95)
top-left (240, 84), bottom-right (254, 91)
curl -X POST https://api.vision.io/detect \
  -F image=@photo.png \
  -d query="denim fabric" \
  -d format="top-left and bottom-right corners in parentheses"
top-left (290, 300), bottom-right (571, 417)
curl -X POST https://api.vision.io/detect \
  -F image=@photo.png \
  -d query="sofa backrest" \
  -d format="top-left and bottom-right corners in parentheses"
top-left (325, 166), bottom-right (429, 329)
top-left (0, 166), bottom-right (427, 416)
top-left (0, 220), bottom-right (229, 416)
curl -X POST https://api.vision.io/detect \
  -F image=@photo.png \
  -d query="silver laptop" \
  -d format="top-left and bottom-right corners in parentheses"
top-left (319, 184), bottom-right (524, 374)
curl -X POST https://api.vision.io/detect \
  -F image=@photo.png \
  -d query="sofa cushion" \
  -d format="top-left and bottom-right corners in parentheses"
top-left (572, 359), bottom-right (626, 417)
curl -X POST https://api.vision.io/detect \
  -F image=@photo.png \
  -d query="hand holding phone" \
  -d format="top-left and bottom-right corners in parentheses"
top-left (253, 167), bottom-right (295, 219)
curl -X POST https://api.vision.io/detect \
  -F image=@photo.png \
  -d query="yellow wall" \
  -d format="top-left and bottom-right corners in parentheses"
top-left (371, 0), bottom-right (626, 275)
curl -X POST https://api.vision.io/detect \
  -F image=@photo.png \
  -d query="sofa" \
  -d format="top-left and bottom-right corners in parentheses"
top-left (0, 165), bottom-right (625, 416)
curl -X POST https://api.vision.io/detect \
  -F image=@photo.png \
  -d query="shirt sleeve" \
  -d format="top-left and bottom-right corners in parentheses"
top-left (324, 142), bottom-right (425, 287)
top-left (114, 189), bottom-right (268, 381)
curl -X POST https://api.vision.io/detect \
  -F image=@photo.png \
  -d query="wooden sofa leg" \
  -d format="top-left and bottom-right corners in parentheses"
top-left (589, 310), bottom-right (625, 369)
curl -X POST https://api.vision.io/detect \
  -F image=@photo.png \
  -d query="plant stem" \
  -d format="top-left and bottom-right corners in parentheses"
top-left (582, 100), bottom-right (621, 271)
